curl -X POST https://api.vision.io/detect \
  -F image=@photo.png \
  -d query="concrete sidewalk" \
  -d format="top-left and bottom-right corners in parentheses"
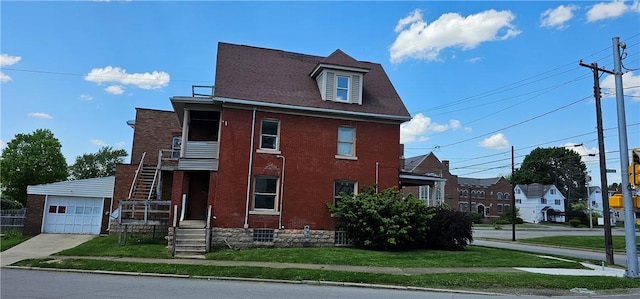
top-left (0, 234), bottom-right (95, 267)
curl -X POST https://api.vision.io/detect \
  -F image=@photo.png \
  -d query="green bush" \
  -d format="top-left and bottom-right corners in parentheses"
top-left (327, 186), bottom-right (433, 250)
top-left (468, 212), bottom-right (483, 224)
top-left (425, 207), bottom-right (473, 251)
top-left (1, 198), bottom-right (23, 210)
top-left (494, 216), bottom-right (524, 225)
top-left (569, 218), bottom-right (581, 227)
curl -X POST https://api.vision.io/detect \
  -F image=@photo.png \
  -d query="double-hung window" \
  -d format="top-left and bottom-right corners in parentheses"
top-left (253, 176), bottom-right (278, 211)
top-left (334, 180), bottom-right (356, 207)
top-left (260, 119), bottom-right (279, 150)
top-left (171, 136), bottom-right (181, 159)
top-left (337, 126), bottom-right (355, 157)
top-left (336, 75), bottom-right (350, 102)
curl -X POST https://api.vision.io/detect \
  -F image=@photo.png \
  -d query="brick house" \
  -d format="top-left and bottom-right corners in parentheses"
top-left (401, 152), bottom-right (513, 221)
top-left (112, 42), bottom-right (411, 253)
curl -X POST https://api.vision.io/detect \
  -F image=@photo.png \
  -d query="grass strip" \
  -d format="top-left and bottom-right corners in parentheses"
top-left (14, 258), bottom-right (640, 290)
top-left (516, 236), bottom-right (636, 252)
top-left (205, 246), bottom-right (585, 269)
top-left (54, 234), bottom-right (171, 258)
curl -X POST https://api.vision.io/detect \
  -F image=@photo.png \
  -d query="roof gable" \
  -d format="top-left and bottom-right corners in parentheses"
top-left (213, 42), bottom-right (410, 121)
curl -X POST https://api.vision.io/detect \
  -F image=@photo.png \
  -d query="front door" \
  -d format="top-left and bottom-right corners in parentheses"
top-left (186, 172), bottom-right (209, 220)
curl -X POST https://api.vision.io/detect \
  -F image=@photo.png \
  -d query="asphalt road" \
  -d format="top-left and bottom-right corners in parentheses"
top-left (3, 268), bottom-right (640, 299)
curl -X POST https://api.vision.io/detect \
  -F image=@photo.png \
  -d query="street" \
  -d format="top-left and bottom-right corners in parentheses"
top-left (2, 268), bottom-right (640, 299)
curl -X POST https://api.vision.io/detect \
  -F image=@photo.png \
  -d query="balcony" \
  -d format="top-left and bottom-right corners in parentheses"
top-left (178, 141), bottom-right (219, 171)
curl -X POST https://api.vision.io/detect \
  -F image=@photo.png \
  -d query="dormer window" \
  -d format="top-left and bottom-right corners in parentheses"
top-left (309, 49), bottom-right (370, 106)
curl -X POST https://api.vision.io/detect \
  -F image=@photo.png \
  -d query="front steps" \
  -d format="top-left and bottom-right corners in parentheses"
top-left (173, 220), bottom-right (207, 258)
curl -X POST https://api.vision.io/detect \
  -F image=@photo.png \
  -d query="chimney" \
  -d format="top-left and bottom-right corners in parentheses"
top-left (442, 160), bottom-right (450, 170)
top-left (399, 144), bottom-right (405, 172)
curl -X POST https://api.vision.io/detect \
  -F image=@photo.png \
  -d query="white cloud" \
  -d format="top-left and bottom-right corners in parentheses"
top-left (540, 4), bottom-right (578, 29)
top-left (79, 94), bottom-right (93, 101)
top-left (115, 141), bottom-right (126, 148)
top-left (466, 57), bottom-right (482, 63)
top-left (479, 133), bottom-right (510, 149)
top-left (390, 9), bottom-right (521, 63)
top-left (105, 85), bottom-right (125, 95)
top-left (601, 71), bottom-right (640, 101)
top-left (85, 66), bottom-right (170, 90)
top-left (0, 139), bottom-right (5, 150)
top-left (27, 112), bottom-right (53, 119)
top-left (1, 53), bottom-right (22, 83)
top-left (400, 114), bottom-right (462, 143)
top-left (563, 143), bottom-right (599, 164)
top-left (586, 0), bottom-right (638, 22)
top-left (90, 139), bottom-right (107, 146)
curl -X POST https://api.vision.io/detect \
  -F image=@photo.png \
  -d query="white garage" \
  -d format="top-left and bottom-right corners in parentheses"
top-left (27, 176), bottom-right (114, 235)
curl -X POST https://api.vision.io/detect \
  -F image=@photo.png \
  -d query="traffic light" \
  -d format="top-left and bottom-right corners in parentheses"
top-left (630, 149), bottom-right (640, 186)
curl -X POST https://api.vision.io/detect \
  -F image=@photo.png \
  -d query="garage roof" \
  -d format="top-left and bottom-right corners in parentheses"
top-left (27, 176), bottom-right (115, 198)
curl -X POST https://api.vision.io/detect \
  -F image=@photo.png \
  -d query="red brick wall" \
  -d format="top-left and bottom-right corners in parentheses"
top-left (130, 108), bottom-right (182, 164)
top-left (23, 194), bottom-right (45, 236)
top-left (112, 164), bottom-right (137, 214)
top-left (210, 108), bottom-right (401, 231)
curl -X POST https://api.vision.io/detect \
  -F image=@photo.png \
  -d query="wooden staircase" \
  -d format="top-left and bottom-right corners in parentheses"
top-left (174, 220), bottom-right (207, 258)
top-left (130, 165), bottom-right (157, 201)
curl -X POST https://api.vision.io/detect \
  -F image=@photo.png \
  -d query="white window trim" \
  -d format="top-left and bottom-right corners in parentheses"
top-left (335, 75), bottom-right (350, 103)
top-left (337, 126), bottom-right (356, 158)
top-left (252, 176), bottom-right (280, 213)
top-left (259, 119), bottom-right (280, 151)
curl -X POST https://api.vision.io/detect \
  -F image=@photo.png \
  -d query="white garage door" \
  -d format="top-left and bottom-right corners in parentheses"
top-left (43, 196), bottom-right (104, 234)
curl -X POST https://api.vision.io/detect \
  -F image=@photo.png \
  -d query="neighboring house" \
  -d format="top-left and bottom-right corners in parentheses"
top-left (514, 184), bottom-right (566, 223)
top-left (23, 176), bottom-right (114, 235)
top-left (400, 152), bottom-right (513, 220)
top-left (112, 42), bottom-right (411, 252)
top-left (586, 186), bottom-right (616, 226)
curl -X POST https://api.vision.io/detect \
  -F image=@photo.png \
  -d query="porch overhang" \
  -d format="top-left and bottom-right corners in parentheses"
top-left (170, 96), bottom-right (220, 124)
top-left (399, 173), bottom-right (446, 187)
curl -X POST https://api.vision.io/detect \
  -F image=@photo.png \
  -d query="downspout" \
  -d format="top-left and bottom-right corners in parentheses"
top-left (375, 161), bottom-right (379, 193)
top-left (277, 155), bottom-right (286, 229)
top-left (244, 107), bottom-right (257, 229)
top-left (107, 196), bottom-right (114, 232)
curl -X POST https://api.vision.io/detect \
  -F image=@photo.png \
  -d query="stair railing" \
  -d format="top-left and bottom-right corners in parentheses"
top-left (128, 152), bottom-right (147, 200)
top-left (147, 150), bottom-right (162, 201)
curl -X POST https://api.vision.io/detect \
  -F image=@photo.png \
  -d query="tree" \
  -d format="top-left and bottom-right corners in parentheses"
top-left (513, 147), bottom-right (586, 205)
top-left (0, 129), bottom-right (68, 205)
top-left (69, 146), bottom-right (128, 180)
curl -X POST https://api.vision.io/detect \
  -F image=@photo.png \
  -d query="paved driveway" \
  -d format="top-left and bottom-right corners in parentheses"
top-left (1, 234), bottom-right (95, 267)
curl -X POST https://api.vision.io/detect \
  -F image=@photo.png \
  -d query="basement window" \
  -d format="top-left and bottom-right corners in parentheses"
top-left (253, 228), bottom-right (275, 242)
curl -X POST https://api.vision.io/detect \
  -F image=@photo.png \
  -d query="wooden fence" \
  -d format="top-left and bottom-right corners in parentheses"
top-left (0, 208), bottom-right (26, 233)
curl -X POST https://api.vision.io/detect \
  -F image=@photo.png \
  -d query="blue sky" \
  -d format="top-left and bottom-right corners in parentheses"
top-left (1, 1), bottom-right (639, 189)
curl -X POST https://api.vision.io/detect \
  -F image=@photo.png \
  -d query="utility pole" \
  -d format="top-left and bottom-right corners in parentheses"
top-left (611, 36), bottom-right (639, 279)
top-left (578, 61), bottom-right (614, 265)
top-left (511, 146), bottom-right (516, 241)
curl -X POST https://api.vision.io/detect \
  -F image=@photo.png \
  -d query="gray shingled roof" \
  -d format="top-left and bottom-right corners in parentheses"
top-left (402, 154), bottom-right (428, 172)
top-left (518, 183), bottom-right (552, 198)
top-left (458, 177), bottom-right (501, 187)
top-left (213, 42), bottom-right (410, 121)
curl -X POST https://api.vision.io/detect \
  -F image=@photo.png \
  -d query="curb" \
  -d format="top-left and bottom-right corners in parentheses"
top-left (4, 265), bottom-right (502, 296)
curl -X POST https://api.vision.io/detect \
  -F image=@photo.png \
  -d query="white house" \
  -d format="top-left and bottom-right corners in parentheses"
top-left (514, 184), bottom-right (565, 224)
top-left (587, 186), bottom-right (616, 226)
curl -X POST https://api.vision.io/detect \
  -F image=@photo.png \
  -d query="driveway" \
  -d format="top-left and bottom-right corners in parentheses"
top-left (1, 234), bottom-right (95, 267)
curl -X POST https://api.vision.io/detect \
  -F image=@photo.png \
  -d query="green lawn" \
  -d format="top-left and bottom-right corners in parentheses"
top-left (54, 234), bottom-right (171, 258)
top-left (205, 246), bottom-right (584, 268)
top-left (0, 230), bottom-right (30, 251)
top-left (12, 233), bottom-right (640, 292)
top-left (517, 235), bottom-right (637, 252)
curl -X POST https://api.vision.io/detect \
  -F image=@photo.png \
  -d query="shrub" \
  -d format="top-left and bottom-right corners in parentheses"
top-left (494, 216), bottom-right (524, 225)
top-left (1, 198), bottom-right (23, 210)
top-left (468, 212), bottom-right (483, 224)
top-left (425, 207), bottom-right (473, 251)
top-left (569, 218), bottom-right (581, 227)
top-left (327, 186), bottom-right (433, 250)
